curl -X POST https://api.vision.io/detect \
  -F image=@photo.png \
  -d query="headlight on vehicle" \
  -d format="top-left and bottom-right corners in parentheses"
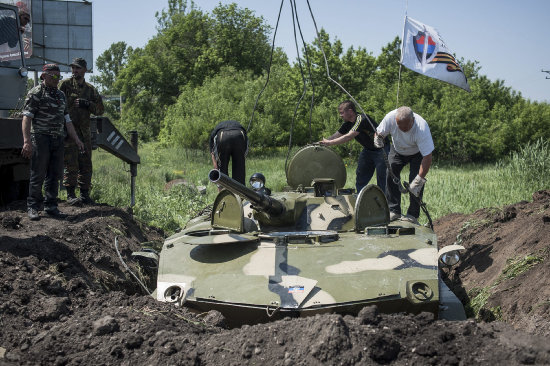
top-left (18, 67), bottom-right (28, 78)
top-left (163, 285), bottom-right (184, 303)
top-left (439, 250), bottom-right (461, 267)
top-left (438, 245), bottom-right (465, 267)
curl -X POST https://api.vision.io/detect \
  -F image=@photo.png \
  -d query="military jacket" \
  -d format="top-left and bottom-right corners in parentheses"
top-left (59, 77), bottom-right (104, 136)
top-left (22, 83), bottom-right (69, 137)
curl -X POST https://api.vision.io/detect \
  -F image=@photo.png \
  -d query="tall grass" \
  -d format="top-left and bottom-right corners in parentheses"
top-left (90, 144), bottom-right (215, 233)
top-left (507, 138), bottom-right (549, 188)
top-left (91, 140), bottom-right (550, 234)
top-left (426, 138), bottom-right (549, 220)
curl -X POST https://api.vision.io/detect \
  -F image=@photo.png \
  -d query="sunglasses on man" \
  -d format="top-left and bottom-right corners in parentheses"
top-left (45, 73), bottom-right (63, 80)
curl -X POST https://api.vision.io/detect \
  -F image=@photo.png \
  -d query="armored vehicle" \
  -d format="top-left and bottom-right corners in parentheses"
top-left (154, 145), bottom-right (466, 326)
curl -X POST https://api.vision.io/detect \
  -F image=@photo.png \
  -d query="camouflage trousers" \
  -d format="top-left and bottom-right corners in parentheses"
top-left (63, 133), bottom-right (93, 190)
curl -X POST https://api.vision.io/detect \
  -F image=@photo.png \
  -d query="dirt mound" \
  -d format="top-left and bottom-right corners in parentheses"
top-left (435, 190), bottom-right (550, 336)
top-left (1, 192), bottom-right (550, 365)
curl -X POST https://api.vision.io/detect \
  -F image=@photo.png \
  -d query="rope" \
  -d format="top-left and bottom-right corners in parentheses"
top-left (305, 1), bottom-right (381, 139)
top-left (305, 0), bottom-right (363, 114)
top-left (292, 0), bottom-right (316, 145)
top-left (114, 236), bottom-right (152, 296)
top-left (403, 182), bottom-right (434, 230)
top-left (305, 0), bottom-right (407, 193)
top-left (266, 305), bottom-right (281, 317)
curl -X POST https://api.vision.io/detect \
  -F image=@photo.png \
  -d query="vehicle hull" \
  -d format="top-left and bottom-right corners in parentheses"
top-left (157, 220), bottom-right (444, 326)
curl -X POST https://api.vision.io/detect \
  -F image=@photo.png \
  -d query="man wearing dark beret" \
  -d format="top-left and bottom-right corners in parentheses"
top-left (21, 64), bottom-right (84, 220)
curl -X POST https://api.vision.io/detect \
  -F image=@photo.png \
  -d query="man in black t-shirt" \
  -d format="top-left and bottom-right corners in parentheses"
top-left (209, 120), bottom-right (248, 186)
top-left (320, 101), bottom-right (389, 194)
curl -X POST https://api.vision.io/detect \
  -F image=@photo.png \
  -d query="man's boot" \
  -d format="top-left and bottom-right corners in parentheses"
top-left (80, 189), bottom-right (95, 205)
top-left (28, 208), bottom-right (40, 221)
top-left (66, 186), bottom-right (81, 206)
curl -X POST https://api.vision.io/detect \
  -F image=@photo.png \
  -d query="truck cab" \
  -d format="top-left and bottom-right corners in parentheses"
top-left (0, 3), bottom-right (28, 109)
top-left (0, 3), bottom-right (29, 204)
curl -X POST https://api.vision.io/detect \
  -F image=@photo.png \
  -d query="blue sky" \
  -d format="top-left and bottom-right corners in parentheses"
top-left (93, 0), bottom-right (550, 103)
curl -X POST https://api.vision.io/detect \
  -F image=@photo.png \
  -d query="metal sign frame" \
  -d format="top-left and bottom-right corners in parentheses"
top-left (27, 0), bottom-right (93, 71)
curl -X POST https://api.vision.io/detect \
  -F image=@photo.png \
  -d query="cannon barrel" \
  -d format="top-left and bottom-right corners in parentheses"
top-left (209, 170), bottom-right (284, 216)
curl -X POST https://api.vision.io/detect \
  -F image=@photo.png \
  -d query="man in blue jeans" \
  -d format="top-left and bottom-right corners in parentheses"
top-left (320, 100), bottom-right (390, 194)
top-left (21, 64), bottom-right (84, 221)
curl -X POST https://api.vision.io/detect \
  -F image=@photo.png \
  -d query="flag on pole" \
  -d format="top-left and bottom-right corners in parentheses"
top-left (401, 16), bottom-right (470, 92)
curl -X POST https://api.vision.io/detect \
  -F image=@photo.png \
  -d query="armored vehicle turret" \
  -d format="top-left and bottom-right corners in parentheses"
top-left (154, 145), bottom-right (466, 326)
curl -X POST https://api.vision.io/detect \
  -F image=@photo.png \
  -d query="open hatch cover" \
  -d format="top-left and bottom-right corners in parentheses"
top-left (286, 145), bottom-right (346, 189)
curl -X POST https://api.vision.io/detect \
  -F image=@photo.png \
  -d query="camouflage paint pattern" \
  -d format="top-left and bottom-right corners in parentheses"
top-left (157, 214), bottom-right (442, 326)
top-left (154, 145), bottom-right (466, 326)
top-left (63, 134), bottom-right (93, 189)
top-left (157, 183), bottom-right (444, 325)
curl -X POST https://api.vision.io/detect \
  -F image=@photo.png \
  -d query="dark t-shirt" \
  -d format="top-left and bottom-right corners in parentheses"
top-left (338, 113), bottom-right (389, 150)
top-left (209, 120), bottom-right (247, 152)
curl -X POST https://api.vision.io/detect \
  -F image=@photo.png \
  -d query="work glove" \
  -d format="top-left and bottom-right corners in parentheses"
top-left (409, 175), bottom-right (426, 197)
top-left (374, 134), bottom-right (385, 148)
top-left (78, 98), bottom-right (90, 109)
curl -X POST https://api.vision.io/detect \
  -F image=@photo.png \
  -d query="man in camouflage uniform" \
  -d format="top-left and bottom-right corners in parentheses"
top-left (21, 64), bottom-right (84, 221)
top-left (59, 57), bottom-right (104, 204)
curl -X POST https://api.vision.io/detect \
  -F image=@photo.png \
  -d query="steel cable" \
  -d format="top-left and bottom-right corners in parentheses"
top-left (114, 236), bottom-right (152, 296)
top-left (247, 0), bottom-right (285, 133)
top-left (306, 0), bottom-right (409, 195)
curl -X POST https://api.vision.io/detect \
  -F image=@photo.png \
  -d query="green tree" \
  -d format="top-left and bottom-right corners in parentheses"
top-left (115, 6), bottom-right (211, 140)
top-left (209, 3), bottom-right (272, 76)
top-left (159, 65), bottom-right (295, 150)
top-left (90, 41), bottom-right (133, 93)
top-left (155, 0), bottom-right (195, 32)
top-left (114, 1), bottom-right (274, 141)
top-left (90, 41), bottom-right (133, 119)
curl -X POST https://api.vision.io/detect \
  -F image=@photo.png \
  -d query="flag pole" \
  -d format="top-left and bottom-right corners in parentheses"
top-left (396, 0), bottom-right (408, 108)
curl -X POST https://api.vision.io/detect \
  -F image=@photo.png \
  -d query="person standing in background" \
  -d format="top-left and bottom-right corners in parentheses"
top-left (60, 57), bottom-right (104, 205)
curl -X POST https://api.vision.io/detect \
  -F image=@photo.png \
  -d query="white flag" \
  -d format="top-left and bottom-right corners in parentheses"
top-left (401, 16), bottom-right (470, 92)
